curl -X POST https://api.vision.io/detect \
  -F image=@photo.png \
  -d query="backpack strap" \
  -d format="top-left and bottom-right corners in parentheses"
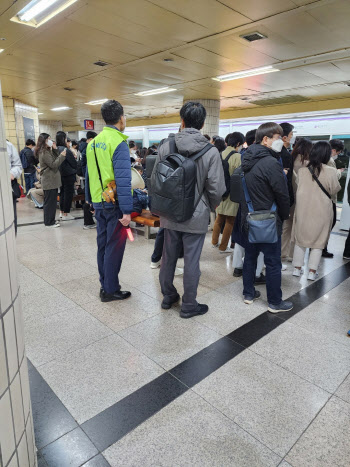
top-left (308, 166), bottom-right (331, 199)
top-left (168, 135), bottom-right (177, 155)
top-left (190, 143), bottom-right (213, 162)
top-left (224, 150), bottom-right (236, 162)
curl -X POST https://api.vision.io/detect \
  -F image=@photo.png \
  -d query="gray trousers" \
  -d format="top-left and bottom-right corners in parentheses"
top-left (159, 229), bottom-right (206, 312)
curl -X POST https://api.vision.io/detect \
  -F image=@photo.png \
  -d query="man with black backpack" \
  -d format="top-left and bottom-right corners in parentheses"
top-left (151, 101), bottom-right (225, 318)
top-left (20, 139), bottom-right (37, 193)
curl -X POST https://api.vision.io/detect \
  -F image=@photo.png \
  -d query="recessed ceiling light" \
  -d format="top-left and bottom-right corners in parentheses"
top-left (38, 112), bottom-right (44, 115)
top-left (135, 87), bottom-right (177, 96)
top-left (11, 0), bottom-right (78, 28)
top-left (85, 99), bottom-right (108, 105)
top-left (0, 49), bottom-right (4, 53)
top-left (51, 106), bottom-right (70, 111)
top-left (213, 66), bottom-right (279, 82)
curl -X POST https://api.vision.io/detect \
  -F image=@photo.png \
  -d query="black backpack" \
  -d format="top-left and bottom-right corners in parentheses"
top-left (222, 150), bottom-right (236, 200)
top-left (76, 159), bottom-right (83, 177)
top-left (230, 166), bottom-right (243, 203)
top-left (20, 149), bottom-right (29, 170)
top-left (151, 136), bottom-right (212, 223)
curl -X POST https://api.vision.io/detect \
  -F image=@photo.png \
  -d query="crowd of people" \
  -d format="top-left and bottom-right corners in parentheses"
top-left (6, 99), bottom-right (350, 319)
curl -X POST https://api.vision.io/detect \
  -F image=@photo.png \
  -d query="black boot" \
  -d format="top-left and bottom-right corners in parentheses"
top-left (233, 268), bottom-right (243, 277)
top-left (322, 248), bottom-right (334, 258)
top-left (101, 290), bottom-right (131, 302)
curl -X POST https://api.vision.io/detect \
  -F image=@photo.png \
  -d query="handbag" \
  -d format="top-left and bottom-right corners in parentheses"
top-left (241, 173), bottom-right (278, 244)
top-left (11, 179), bottom-right (21, 199)
top-left (308, 166), bottom-right (331, 199)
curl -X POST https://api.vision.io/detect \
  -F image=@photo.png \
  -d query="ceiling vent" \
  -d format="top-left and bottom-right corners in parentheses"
top-left (63, 87), bottom-right (75, 91)
top-left (93, 60), bottom-right (109, 67)
top-left (249, 95), bottom-right (310, 106)
top-left (240, 32), bottom-right (267, 42)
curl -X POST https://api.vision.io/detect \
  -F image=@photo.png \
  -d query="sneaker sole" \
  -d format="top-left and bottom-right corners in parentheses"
top-left (244, 296), bottom-right (260, 305)
top-left (180, 308), bottom-right (209, 319)
top-left (101, 295), bottom-right (131, 302)
top-left (268, 306), bottom-right (293, 313)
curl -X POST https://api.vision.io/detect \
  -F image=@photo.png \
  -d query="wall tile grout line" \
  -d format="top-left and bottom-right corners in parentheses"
top-left (30, 262), bottom-right (350, 463)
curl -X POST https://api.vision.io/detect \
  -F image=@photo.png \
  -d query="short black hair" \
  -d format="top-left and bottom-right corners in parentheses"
top-left (86, 131), bottom-right (97, 140)
top-left (180, 101), bottom-right (206, 130)
top-left (71, 140), bottom-right (78, 148)
top-left (214, 137), bottom-right (226, 154)
top-left (228, 132), bottom-right (245, 148)
top-left (224, 133), bottom-right (231, 144)
top-left (26, 139), bottom-right (35, 146)
top-left (56, 131), bottom-right (67, 147)
top-left (203, 134), bottom-right (210, 141)
top-left (255, 122), bottom-right (283, 144)
top-left (101, 99), bottom-right (124, 125)
top-left (80, 138), bottom-right (87, 143)
top-left (245, 129), bottom-right (256, 147)
top-left (129, 140), bottom-right (136, 149)
top-left (280, 122), bottom-right (294, 137)
top-left (308, 141), bottom-right (331, 176)
top-left (329, 139), bottom-right (344, 153)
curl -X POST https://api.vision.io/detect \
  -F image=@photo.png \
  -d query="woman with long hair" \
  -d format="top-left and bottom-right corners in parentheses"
top-left (281, 138), bottom-right (313, 260)
top-left (56, 131), bottom-right (77, 221)
top-left (36, 133), bottom-right (66, 227)
top-left (292, 141), bottom-right (341, 280)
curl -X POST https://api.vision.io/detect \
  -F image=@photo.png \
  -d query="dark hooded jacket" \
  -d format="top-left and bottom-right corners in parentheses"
top-left (58, 145), bottom-right (77, 177)
top-left (280, 145), bottom-right (294, 207)
top-left (240, 143), bottom-right (290, 236)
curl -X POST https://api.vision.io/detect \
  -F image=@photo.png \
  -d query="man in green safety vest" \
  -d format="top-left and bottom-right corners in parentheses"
top-left (85, 100), bottom-right (133, 302)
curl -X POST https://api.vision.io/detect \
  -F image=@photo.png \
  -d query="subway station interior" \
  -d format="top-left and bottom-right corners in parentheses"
top-left (1, 0), bottom-right (350, 466)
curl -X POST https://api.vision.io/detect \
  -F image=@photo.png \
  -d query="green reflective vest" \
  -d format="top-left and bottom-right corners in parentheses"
top-left (86, 126), bottom-right (128, 203)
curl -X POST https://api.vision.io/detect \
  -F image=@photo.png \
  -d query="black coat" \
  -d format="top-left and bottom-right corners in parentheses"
top-left (80, 142), bottom-right (88, 177)
top-left (240, 144), bottom-right (290, 236)
top-left (21, 147), bottom-right (38, 174)
top-left (280, 145), bottom-right (294, 206)
top-left (58, 145), bottom-right (77, 177)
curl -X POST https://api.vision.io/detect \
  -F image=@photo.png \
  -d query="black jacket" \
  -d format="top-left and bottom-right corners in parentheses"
top-left (58, 146), bottom-right (77, 177)
top-left (80, 142), bottom-right (88, 177)
top-left (280, 145), bottom-right (294, 206)
top-left (240, 144), bottom-right (290, 236)
top-left (21, 147), bottom-right (37, 174)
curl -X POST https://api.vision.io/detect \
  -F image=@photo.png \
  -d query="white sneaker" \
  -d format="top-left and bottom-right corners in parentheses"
top-left (292, 268), bottom-right (301, 277)
top-left (61, 213), bottom-right (75, 221)
top-left (46, 222), bottom-right (60, 228)
top-left (83, 224), bottom-right (97, 230)
top-left (59, 213), bottom-right (63, 219)
top-left (175, 267), bottom-right (184, 276)
top-left (220, 247), bottom-right (234, 254)
top-left (150, 260), bottom-right (161, 269)
top-left (307, 271), bottom-right (316, 281)
top-left (212, 243), bottom-right (219, 248)
top-left (282, 264), bottom-right (288, 271)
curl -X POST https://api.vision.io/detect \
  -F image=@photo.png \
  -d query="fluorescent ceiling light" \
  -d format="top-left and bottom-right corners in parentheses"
top-left (19, 0), bottom-right (60, 21)
top-left (51, 106), bottom-right (70, 111)
top-left (85, 99), bottom-right (108, 105)
top-left (213, 66), bottom-right (279, 82)
top-left (0, 49), bottom-right (4, 53)
top-left (12, 0), bottom-right (78, 27)
top-left (135, 87), bottom-right (177, 96)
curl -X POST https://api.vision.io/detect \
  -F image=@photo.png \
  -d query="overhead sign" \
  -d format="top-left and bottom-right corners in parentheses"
top-left (23, 117), bottom-right (35, 142)
top-left (84, 119), bottom-right (94, 130)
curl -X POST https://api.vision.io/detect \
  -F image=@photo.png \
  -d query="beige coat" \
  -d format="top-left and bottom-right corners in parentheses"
top-left (292, 164), bottom-right (341, 249)
top-left (216, 147), bottom-right (241, 217)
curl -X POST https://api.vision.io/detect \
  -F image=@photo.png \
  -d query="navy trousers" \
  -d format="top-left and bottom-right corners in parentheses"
top-left (243, 236), bottom-right (282, 306)
top-left (95, 208), bottom-right (127, 294)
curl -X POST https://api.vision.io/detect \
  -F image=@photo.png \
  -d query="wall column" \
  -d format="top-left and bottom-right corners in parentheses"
top-left (0, 85), bottom-right (37, 466)
top-left (184, 99), bottom-right (220, 137)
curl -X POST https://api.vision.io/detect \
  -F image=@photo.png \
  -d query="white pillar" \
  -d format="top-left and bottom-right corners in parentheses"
top-left (142, 127), bottom-right (149, 148)
top-left (0, 83), bottom-right (37, 466)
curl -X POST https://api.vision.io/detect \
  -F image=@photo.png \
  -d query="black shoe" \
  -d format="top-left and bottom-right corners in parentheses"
top-left (180, 304), bottom-right (209, 319)
top-left (100, 287), bottom-right (103, 298)
top-left (233, 268), bottom-right (243, 277)
top-left (254, 273), bottom-right (266, 285)
top-left (161, 293), bottom-right (180, 310)
top-left (322, 250), bottom-right (334, 258)
top-left (101, 290), bottom-right (131, 302)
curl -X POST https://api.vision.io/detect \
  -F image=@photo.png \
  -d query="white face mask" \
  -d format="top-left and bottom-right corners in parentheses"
top-left (131, 149), bottom-right (136, 154)
top-left (270, 139), bottom-right (284, 153)
top-left (290, 135), bottom-right (296, 145)
top-left (47, 139), bottom-right (53, 148)
top-left (333, 154), bottom-right (338, 160)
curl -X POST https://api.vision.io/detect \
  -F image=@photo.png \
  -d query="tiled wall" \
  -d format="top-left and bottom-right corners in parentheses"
top-left (3, 98), bottom-right (17, 147)
top-left (184, 99), bottom-right (220, 137)
top-left (0, 88), bottom-right (37, 466)
top-left (39, 120), bottom-right (63, 138)
top-left (90, 114), bottom-right (105, 133)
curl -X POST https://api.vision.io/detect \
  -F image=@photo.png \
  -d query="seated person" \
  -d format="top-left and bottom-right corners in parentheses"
top-left (27, 173), bottom-right (44, 209)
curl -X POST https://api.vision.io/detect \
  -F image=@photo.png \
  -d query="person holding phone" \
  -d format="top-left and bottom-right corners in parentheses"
top-left (36, 133), bottom-right (66, 227)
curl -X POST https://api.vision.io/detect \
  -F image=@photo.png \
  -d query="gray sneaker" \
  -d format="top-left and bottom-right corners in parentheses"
top-left (83, 224), bottom-right (97, 230)
top-left (268, 300), bottom-right (293, 313)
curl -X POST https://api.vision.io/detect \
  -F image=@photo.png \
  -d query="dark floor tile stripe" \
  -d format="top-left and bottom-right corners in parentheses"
top-left (29, 262), bottom-right (350, 458)
top-left (81, 372), bottom-right (188, 452)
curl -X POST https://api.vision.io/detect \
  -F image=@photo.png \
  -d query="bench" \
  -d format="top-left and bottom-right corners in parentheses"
top-left (132, 210), bottom-right (160, 239)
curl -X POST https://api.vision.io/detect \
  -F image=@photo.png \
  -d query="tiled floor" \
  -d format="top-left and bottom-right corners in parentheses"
top-left (16, 199), bottom-right (350, 466)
